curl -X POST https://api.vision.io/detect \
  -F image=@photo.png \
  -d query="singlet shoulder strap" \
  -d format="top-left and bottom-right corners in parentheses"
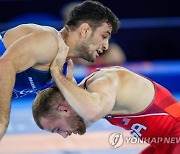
top-left (84, 68), bottom-right (101, 90)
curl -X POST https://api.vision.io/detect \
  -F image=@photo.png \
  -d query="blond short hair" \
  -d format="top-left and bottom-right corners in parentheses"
top-left (32, 86), bottom-right (64, 129)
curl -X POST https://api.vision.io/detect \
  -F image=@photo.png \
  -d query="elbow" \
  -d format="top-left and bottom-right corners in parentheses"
top-left (86, 114), bottom-right (97, 123)
top-left (85, 98), bottom-right (114, 123)
top-left (85, 95), bottom-right (106, 123)
top-left (85, 106), bottom-right (104, 123)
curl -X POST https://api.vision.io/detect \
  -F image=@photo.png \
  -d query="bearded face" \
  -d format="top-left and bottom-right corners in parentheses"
top-left (40, 109), bottom-right (86, 138)
top-left (65, 111), bottom-right (86, 135)
top-left (73, 22), bottom-right (112, 63)
top-left (74, 35), bottom-right (97, 62)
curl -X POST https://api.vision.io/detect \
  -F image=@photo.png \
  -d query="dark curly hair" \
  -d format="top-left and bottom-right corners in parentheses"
top-left (66, 0), bottom-right (120, 33)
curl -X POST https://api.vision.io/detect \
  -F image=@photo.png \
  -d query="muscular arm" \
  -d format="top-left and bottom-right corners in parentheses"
top-left (51, 68), bottom-right (118, 124)
top-left (0, 60), bottom-right (15, 140)
top-left (0, 31), bottom-right (58, 140)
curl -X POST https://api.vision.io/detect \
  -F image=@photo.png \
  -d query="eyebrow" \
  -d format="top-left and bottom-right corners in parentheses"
top-left (106, 31), bottom-right (111, 36)
top-left (105, 31), bottom-right (111, 39)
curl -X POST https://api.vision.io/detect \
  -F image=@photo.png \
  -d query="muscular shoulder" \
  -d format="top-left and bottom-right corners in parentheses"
top-left (4, 24), bottom-right (58, 48)
top-left (7, 24), bottom-right (56, 33)
top-left (92, 66), bottom-right (127, 81)
top-left (79, 67), bottom-right (122, 91)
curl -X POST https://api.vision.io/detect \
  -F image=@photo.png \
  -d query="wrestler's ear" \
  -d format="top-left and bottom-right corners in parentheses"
top-left (58, 105), bottom-right (71, 116)
top-left (79, 23), bottom-right (92, 38)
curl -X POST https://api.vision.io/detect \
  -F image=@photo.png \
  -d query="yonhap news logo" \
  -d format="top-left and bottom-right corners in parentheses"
top-left (108, 132), bottom-right (124, 148)
top-left (108, 132), bottom-right (180, 149)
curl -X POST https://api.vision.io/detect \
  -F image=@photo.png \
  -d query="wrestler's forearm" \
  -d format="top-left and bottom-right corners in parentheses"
top-left (0, 60), bottom-right (15, 140)
top-left (51, 69), bottom-right (101, 122)
top-left (50, 39), bottom-right (69, 72)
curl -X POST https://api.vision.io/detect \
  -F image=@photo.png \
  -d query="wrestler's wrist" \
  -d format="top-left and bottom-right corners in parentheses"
top-left (50, 66), bottom-right (63, 75)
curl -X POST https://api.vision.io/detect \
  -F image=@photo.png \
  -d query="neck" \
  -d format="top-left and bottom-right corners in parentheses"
top-left (60, 27), bottom-right (78, 58)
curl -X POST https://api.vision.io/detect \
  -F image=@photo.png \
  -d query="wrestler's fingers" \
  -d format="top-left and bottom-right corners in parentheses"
top-left (66, 59), bottom-right (77, 84)
top-left (66, 59), bottom-right (74, 79)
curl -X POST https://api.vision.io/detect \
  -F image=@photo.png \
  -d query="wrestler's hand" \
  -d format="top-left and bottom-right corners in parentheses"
top-left (50, 43), bottom-right (69, 83)
top-left (50, 36), bottom-right (69, 72)
top-left (66, 59), bottom-right (77, 84)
